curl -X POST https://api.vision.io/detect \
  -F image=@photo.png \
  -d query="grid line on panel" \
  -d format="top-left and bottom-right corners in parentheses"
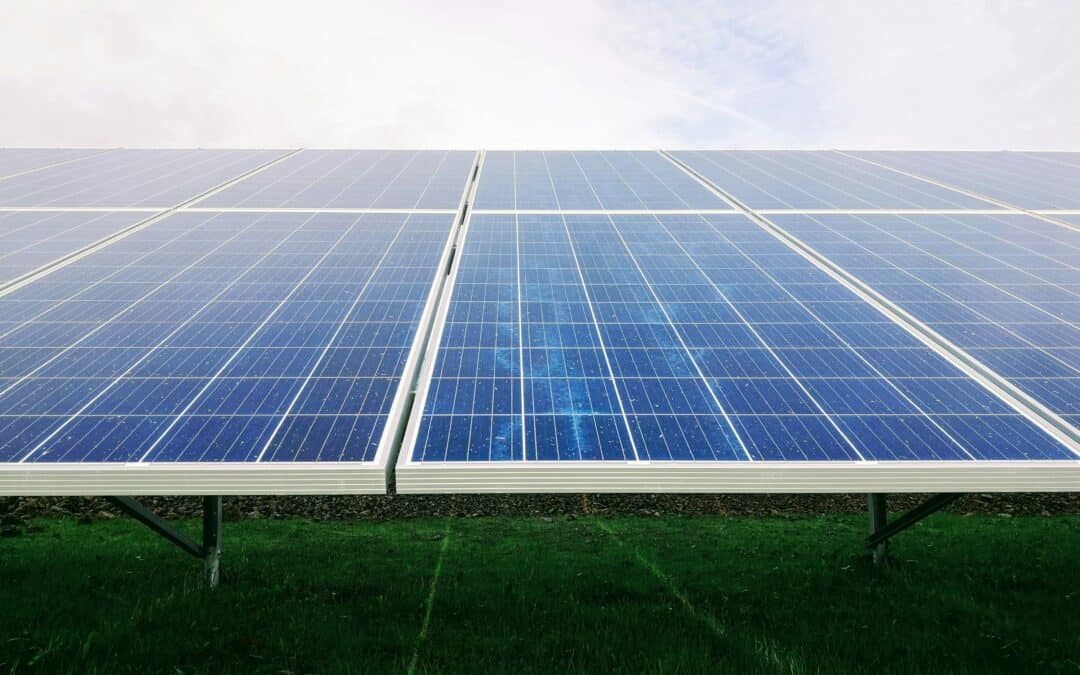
top-left (190, 150), bottom-right (475, 210)
top-left (0, 211), bottom-right (149, 287)
top-left (321, 151), bottom-right (395, 208)
top-left (775, 151), bottom-right (988, 209)
top-left (0, 149), bottom-right (291, 209)
top-left (541, 152), bottom-right (640, 461)
top-left (471, 209), bottom-right (739, 215)
top-left (0, 208), bottom-right (161, 212)
top-left (767, 211), bottom-right (1080, 424)
top-left (657, 214), bottom-right (982, 461)
top-left (660, 150), bottom-right (1080, 455)
top-left (0, 212), bottom-right (286, 400)
top-left (585, 215), bottom-right (755, 460)
top-left (836, 151), bottom-right (1080, 233)
top-left (8, 211), bottom-right (309, 462)
top-left (606, 152), bottom-right (692, 209)
top-left (857, 212), bottom-right (1075, 320)
top-left (639, 215), bottom-right (870, 460)
top-left (514, 211), bottom-right (527, 460)
top-left (0, 148), bottom-right (114, 182)
top-left (197, 150), bottom-right (365, 208)
top-left (183, 208), bottom-right (459, 214)
top-left (145, 212), bottom-right (455, 465)
top-left (669, 150), bottom-right (992, 210)
top-left (129, 215), bottom-right (372, 463)
top-left (252, 212), bottom-right (427, 462)
top-left (754, 209), bottom-right (1018, 216)
top-left (473, 151), bottom-right (728, 211)
top-left (550, 214), bottom-right (642, 461)
top-left (566, 152), bottom-right (751, 460)
top-left (0, 149), bottom-right (303, 299)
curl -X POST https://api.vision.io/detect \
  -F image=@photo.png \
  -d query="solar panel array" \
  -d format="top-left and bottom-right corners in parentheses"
top-left (0, 148), bottom-right (1077, 495)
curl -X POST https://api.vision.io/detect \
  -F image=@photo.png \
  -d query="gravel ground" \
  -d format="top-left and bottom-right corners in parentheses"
top-left (2, 492), bottom-right (1077, 532)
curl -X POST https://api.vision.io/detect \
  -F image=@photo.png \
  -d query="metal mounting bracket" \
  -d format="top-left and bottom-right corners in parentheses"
top-left (865, 493), bottom-right (962, 565)
top-left (107, 496), bottom-right (223, 587)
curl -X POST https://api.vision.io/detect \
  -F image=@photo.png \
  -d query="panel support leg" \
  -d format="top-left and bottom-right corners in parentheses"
top-left (865, 493), bottom-right (961, 565)
top-left (107, 496), bottom-right (224, 588)
top-left (867, 493), bottom-right (888, 566)
top-left (202, 496), bottom-right (222, 588)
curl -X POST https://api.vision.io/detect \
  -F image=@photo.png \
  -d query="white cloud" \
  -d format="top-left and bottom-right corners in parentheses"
top-left (1, 0), bottom-right (1077, 148)
top-left (764, 0), bottom-right (1080, 149)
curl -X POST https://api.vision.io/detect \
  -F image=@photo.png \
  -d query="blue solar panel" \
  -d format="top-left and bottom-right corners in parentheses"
top-left (195, 150), bottom-right (475, 209)
top-left (853, 151), bottom-right (1080, 210)
top-left (767, 213), bottom-right (1080, 421)
top-left (0, 210), bottom-right (455, 465)
top-left (0, 210), bottom-right (152, 287)
top-left (408, 213), bottom-right (1073, 465)
top-left (472, 151), bottom-right (729, 210)
top-left (671, 151), bottom-right (993, 210)
top-left (0, 149), bottom-right (286, 208)
top-left (0, 149), bottom-right (104, 178)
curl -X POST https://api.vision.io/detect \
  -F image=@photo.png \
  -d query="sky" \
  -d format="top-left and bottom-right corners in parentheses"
top-left (2, 0), bottom-right (1078, 149)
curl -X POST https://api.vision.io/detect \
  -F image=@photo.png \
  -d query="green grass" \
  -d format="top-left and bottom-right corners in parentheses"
top-left (1, 514), bottom-right (1077, 674)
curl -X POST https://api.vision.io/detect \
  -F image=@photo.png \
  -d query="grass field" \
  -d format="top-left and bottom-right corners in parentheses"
top-left (1, 513), bottom-right (1077, 674)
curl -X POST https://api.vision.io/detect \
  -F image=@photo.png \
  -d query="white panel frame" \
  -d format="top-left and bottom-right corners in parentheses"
top-left (397, 459), bottom-right (1080, 494)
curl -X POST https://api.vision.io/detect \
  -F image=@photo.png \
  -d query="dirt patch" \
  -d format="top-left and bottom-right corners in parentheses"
top-left (2, 492), bottom-right (1077, 525)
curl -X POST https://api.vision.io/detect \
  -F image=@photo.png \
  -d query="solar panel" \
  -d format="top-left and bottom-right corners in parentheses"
top-left (472, 151), bottom-right (730, 210)
top-left (0, 148), bottom-right (105, 178)
top-left (766, 212), bottom-right (1080, 423)
top-left (851, 151), bottom-right (1080, 210)
top-left (194, 150), bottom-right (475, 209)
top-left (0, 149), bottom-right (287, 208)
top-left (2, 148), bottom-right (1077, 497)
top-left (0, 210), bottom-right (152, 288)
top-left (0, 209), bottom-right (460, 491)
top-left (671, 150), bottom-right (993, 210)
top-left (397, 210), bottom-right (1077, 492)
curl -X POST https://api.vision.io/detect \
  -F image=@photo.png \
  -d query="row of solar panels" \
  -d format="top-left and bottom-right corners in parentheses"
top-left (0, 148), bottom-right (1076, 495)
top-left (2, 148), bottom-right (1080, 210)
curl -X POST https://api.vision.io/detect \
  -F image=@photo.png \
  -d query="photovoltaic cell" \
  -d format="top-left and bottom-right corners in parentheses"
top-left (853, 151), bottom-right (1080, 210)
top-left (409, 213), bottom-right (1073, 464)
top-left (472, 151), bottom-right (729, 210)
top-left (0, 210), bottom-right (456, 465)
top-left (0, 211), bottom-right (151, 286)
top-left (671, 150), bottom-right (993, 210)
top-left (767, 212), bottom-right (1080, 422)
top-left (0, 149), bottom-right (286, 208)
top-left (195, 150), bottom-right (475, 209)
top-left (0, 148), bottom-right (104, 178)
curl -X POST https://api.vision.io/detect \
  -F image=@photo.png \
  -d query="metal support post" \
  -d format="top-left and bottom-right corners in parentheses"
top-left (867, 494), bottom-right (888, 566)
top-left (202, 496), bottom-right (222, 588)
